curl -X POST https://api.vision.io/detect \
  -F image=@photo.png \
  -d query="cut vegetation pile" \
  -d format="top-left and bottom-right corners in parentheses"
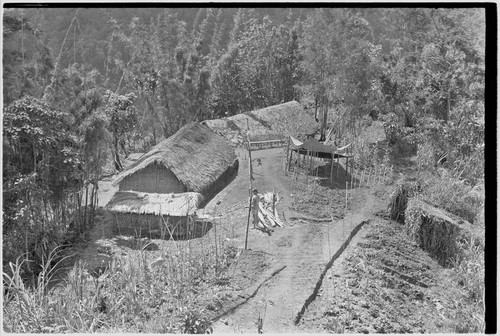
top-left (389, 179), bottom-right (420, 224)
top-left (405, 199), bottom-right (484, 266)
top-left (388, 179), bottom-right (421, 223)
top-left (405, 199), bottom-right (460, 266)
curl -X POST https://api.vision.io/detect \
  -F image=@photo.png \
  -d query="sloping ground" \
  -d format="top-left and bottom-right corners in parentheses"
top-left (300, 209), bottom-right (483, 333)
top-left (205, 148), bottom-right (390, 333)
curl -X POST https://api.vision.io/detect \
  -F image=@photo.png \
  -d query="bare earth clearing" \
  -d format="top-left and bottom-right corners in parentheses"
top-left (69, 147), bottom-right (475, 333)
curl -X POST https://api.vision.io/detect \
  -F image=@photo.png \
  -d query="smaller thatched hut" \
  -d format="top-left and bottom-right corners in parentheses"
top-left (202, 101), bottom-right (318, 146)
top-left (107, 191), bottom-right (205, 238)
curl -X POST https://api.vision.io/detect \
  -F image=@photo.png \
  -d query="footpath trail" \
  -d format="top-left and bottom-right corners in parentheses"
top-left (205, 148), bottom-right (386, 333)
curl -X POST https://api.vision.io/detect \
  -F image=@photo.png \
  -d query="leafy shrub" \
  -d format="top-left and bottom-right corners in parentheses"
top-left (416, 140), bottom-right (436, 172)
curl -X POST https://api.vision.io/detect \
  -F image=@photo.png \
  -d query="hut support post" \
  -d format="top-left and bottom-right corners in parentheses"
top-left (309, 151), bottom-right (314, 174)
top-left (295, 150), bottom-right (299, 173)
top-left (330, 154), bottom-right (334, 184)
top-left (307, 150), bottom-right (310, 174)
top-left (336, 156), bottom-right (340, 177)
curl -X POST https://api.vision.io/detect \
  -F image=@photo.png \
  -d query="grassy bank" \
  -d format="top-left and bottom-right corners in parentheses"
top-left (3, 222), bottom-right (238, 333)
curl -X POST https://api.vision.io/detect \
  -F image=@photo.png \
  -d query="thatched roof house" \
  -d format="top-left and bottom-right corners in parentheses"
top-left (113, 122), bottom-right (238, 201)
top-left (202, 101), bottom-right (318, 146)
top-left (107, 191), bottom-right (203, 217)
top-left (108, 123), bottom-right (237, 238)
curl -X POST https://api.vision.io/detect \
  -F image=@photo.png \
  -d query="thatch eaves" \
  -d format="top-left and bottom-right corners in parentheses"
top-left (202, 101), bottom-right (319, 146)
top-left (106, 191), bottom-right (203, 216)
top-left (114, 122), bottom-right (236, 194)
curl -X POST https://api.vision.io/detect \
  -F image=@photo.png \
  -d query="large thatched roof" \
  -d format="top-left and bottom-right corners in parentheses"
top-left (202, 101), bottom-right (319, 146)
top-left (107, 191), bottom-right (202, 216)
top-left (114, 122), bottom-right (236, 194)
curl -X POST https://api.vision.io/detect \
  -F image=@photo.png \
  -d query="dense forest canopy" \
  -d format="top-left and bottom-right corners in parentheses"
top-left (2, 7), bottom-right (486, 278)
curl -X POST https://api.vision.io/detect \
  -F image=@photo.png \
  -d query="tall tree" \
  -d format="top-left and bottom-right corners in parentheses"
top-left (3, 12), bottom-right (54, 105)
top-left (210, 13), bottom-right (303, 116)
top-left (301, 8), bottom-right (379, 139)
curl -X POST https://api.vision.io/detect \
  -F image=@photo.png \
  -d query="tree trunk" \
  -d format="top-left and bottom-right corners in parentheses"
top-left (113, 137), bottom-right (123, 171)
top-left (83, 185), bottom-right (89, 233)
top-left (320, 95), bottom-right (328, 141)
top-left (76, 191), bottom-right (82, 234)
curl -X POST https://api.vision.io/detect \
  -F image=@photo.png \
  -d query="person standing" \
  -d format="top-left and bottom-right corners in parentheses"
top-left (251, 188), bottom-right (260, 229)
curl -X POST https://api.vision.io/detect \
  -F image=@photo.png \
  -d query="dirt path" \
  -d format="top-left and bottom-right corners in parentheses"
top-left (204, 148), bottom-right (387, 333)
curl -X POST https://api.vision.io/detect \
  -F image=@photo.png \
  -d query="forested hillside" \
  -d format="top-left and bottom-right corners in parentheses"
top-left (3, 6), bottom-right (485, 316)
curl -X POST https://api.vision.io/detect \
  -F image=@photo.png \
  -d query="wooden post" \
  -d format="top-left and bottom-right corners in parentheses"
top-left (295, 149), bottom-right (299, 179)
top-left (336, 156), bottom-right (340, 176)
top-left (330, 154), bottom-right (334, 184)
top-left (245, 119), bottom-right (253, 250)
top-left (307, 151), bottom-right (313, 175)
top-left (214, 213), bottom-right (218, 275)
top-left (309, 152), bottom-right (315, 175)
top-left (344, 181), bottom-right (348, 239)
top-left (285, 137), bottom-right (291, 173)
top-left (272, 188), bottom-right (276, 217)
top-left (305, 150), bottom-right (310, 184)
top-left (350, 163), bottom-right (354, 190)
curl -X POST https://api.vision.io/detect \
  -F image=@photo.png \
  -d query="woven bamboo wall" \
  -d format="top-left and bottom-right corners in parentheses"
top-left (111, 212), bottom-right (190, 238)
top-left (119, 162), bottom-right (186, 194)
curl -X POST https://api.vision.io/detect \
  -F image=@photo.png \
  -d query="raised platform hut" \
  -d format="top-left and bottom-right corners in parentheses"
top-left (108, 122), bottom-right (238, 237)
top-left (285, 136), bottom-right (354, 183)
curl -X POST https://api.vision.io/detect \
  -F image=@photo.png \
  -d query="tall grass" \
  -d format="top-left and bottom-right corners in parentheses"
top-left (417, 169), bottom-right (483, 223)
top-left (3, 222), bottom-right (238, 333)
top-left (449, 237), bottom-right (485, 333)
top-left (414, 158), bottom-right (485, 332)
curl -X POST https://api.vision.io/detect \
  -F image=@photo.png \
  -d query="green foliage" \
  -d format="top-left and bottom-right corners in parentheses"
top-left (3, 12), bottom-right (54, 105)
top-left (3, 96), bottom-right (93, 279)
top-left (101, 90), bottom-right (138, 170)
top-left (3, 96), bottom-right (80, 195)
top-left (211, 16), bottom-right (302, 116)
top-left (114, 12), bottom-right (213, 139)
